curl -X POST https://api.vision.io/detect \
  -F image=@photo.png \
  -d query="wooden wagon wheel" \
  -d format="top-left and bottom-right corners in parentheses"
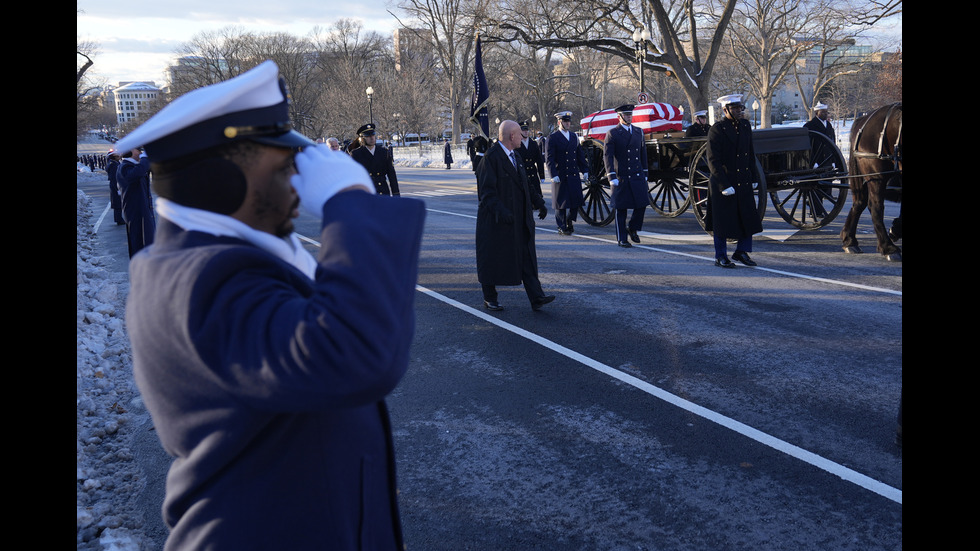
top-left (647, 173), bottom-right (690, 217)
top-left (647, 140), bottom-right (694, 217)
top-left (767, 131), bottom-right (849, 230)
top-left (688, 142), bottom-right (767, 231)
top-left (577, 139), bottom-right (615, 227)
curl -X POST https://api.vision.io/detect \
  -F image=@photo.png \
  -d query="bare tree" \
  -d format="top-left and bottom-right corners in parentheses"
top-left (485, 0), bottom-right (740, 115)
top-left (720, 0), bottom-right (827, 128)
top-left (169, 27), bottom-right (256, 98)
top-left (393, 0), bottom-right (492, 143)
top-left (850, 0), bottom-right (901, 26)
top-left (789, 2), bottom-right (875, 120)
top-left (308, 20), bottom-right (392, 141)
top-left (77, 38), bottom-right (108, 138)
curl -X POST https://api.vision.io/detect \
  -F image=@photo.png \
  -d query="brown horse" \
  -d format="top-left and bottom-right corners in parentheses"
top-left (840, 102), bottom-right (903, 261)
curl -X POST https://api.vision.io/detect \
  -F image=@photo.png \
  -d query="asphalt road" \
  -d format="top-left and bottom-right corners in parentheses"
top-left (77, 159), bottom-right (902, 551)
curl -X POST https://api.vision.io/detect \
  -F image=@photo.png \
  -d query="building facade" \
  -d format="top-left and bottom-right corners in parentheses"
top-left (113, 81), bottom-right (161, 125)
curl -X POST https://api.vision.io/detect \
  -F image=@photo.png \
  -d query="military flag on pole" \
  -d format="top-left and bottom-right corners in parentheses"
top-left (469, 34), bottom-right (490, 140)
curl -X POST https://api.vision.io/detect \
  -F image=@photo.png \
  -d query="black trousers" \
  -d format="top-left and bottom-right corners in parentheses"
top-left (481, 245), bottom-right (545, 304)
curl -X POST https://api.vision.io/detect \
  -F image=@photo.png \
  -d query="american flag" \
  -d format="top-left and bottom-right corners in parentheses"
top-left (469, 34), bottom-right (490, 140)
top-left (580, 103), bottom-right (683, 141)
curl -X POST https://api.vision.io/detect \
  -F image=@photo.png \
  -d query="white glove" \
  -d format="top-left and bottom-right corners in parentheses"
top-left (721, 186), bottom-right (735, 196)
top-left (552, 176), bottom-right (560, 184)
top-left (291, 145), bottom-right (374, 217)
top-left (582, 173), bottom-right (589, 180)
top-left (610, 178), bottom-right (619, 186)
top-left (751, 182), bottom-right (758, 189)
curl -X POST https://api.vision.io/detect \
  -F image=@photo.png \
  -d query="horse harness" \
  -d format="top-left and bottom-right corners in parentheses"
top-left (850, 103), bottom-right (902, 185)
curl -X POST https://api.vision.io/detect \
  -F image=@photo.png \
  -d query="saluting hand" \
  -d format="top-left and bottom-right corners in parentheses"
top-left (291, 145), bottom-right (375, 217)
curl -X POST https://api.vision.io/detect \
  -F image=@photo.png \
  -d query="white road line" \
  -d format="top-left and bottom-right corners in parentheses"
top-left (425, 208), bottom-right (901, 297)
top-left (297, 215), bottom-right (901, 504)
top-left (415, 284), bottom-right (902, 505)
top-left (92, 202), bottom-right (112, 234)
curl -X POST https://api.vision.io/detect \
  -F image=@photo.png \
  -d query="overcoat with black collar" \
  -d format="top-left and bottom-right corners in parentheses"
top-left (704, 116), bottom-right (764, 239)
top-left (475, 142), bottom-right (545, 285)
top-left (546, 129), bottom-right (589, 210)
top-left (803, 116), bottom-right (835, 142)
top-left (603, 124), bottom-right (649, 209)
top-left (351, 144), bottom-right (400, 195)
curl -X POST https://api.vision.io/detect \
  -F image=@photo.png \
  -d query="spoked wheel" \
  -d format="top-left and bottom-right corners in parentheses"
top-left (688, 143), bottom-right (767, 231)
top-left (578, 139), bottom-right (614, 227)
top-left (647, 173), bottom-right (690, 217)
top-left (767, 131), bottom-right (849, 230)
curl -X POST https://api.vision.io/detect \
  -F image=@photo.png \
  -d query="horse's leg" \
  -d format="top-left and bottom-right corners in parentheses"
top-left (867, 181), bottom-right (902, 261)
top-left (841, 180), bottom-right (867, 253)
top-left (889, 200), bottom-right (903, 242)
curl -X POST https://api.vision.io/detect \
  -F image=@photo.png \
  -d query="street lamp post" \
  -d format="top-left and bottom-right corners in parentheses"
top-left (632, 27), bottom-right (650, 96)
top-left (752, 100), bottom-right (760, 129)
top-left (366, 86), bottom-right (374, 124)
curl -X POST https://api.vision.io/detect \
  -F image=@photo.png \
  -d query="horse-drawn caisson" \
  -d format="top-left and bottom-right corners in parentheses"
top-left (574, 101), bottom-right (902, 260)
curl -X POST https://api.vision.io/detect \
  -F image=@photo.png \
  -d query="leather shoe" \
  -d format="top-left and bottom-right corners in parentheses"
top-left (557, 227), bottom-right (570, 235)
top-left (618, 241), bottom-right (632, 248)
top-left (531, 295), bottom-right (555, 311)
top-left (567, 221), bottom-right (574, 232)
top-left (627, 228), bottom-right (640, 243)
top-left (715, 257), bottom-right (735, 268)
top-left (732, 251), bottom-right (757, 266)
top-left (483, 300), bottom-right (503, 311)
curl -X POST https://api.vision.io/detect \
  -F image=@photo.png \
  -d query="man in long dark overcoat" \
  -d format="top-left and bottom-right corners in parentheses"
top-left (705, 94), bottom-right (763, 267)
top-left (351, 123), bottom-right (400, 195)
top-left (515, 119), bottom-right (546, 203)
top-left (546, 111), bottom-right (589, 235)
top-left (603, 104), bottom-right (649, 247)
top-left (475, 120), bottom-right (555, 312)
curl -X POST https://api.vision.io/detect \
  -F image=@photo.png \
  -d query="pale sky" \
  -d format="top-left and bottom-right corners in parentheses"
top-left (78, 1), bottom-right (900, 87)
top-left (77, 0), bottom-right (404, 85)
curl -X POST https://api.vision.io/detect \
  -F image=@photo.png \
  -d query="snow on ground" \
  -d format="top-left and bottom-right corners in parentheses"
top-left (76, 175), bottom-right (149, 551)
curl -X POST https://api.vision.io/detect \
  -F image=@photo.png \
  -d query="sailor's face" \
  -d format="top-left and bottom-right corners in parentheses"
top-left (242, 146), bottom-right (299, 237)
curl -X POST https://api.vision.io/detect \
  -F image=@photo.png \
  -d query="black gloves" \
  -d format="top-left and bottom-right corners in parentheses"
top-left (538, 206), bottom-right (547, 220)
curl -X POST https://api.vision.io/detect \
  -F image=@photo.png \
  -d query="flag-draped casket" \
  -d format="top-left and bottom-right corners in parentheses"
top-left (580, 103), bottom-right (683, 140)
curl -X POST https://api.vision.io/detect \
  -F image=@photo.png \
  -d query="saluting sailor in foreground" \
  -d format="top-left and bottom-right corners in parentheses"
top-left (114, 60), bottom-right (425, 550)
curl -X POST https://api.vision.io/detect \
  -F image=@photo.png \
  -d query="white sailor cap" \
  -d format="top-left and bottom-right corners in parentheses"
top-left (555, 111), bottom-right (573, 120)
top-left (814, 103), bottom-right (829, 110)
top-left (716, 94), bottom-right (743, 107)
top-left (694, 110), bottom-right (707, 118)
top-left (112, 60), bottom-right (315, 163)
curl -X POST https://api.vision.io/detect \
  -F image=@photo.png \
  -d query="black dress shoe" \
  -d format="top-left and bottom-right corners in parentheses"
top-left (715, 257), bottom-right (735, 268)
top-left (732, 251), bottom-right (757, 266)
top-left (627, 228), bottom-right (640, 243)
top-left (531, 295), bottom-right (555, 311)
top-left (567, 221), bottom-right (574, 232)
top-left (618, 241), bottom-right (632, 248)
top-left (557, 227), bottom-right (570, 235)
top-left (483, 300), bottom-right (503, 311)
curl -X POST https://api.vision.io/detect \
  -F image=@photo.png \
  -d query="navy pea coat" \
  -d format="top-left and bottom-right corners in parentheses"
top-left (116, 155), bottom-right (156, 255)
top-left (704, 117), bottom-right (764, 239)
top-left (127, 191), bottom-right (426, 550)
top-left (603, 125), bottom-right (649, 209)
top-left (475, 143), bottom-right (545, 285)
top-left (546, 130), bottom-right (589, 210)
top-left (516, 138), bottom-right (546, 199)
